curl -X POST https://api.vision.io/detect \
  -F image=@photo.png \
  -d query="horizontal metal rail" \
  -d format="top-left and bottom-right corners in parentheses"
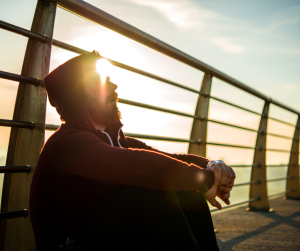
top-left (230, 165), bottom-right (253, 167)
top-left (118, 98), bottom-right (200, 119)
top-left (267, 148), bottom-right (292, 153)
top-left (0, 209), bottom-right (28, 219)
top-left (124, 133), bottom-right (196, 143)
top-left (0, 70), bottom-right (41, 86)
top-left (234, 180), bottom-right (260, 187)
top-left (109, 59), bottom-right (199, 94)
top-left (267, 133), bottom-right (294, 140)
top-left (267, 176), bottom-right (294, 183)
top-left (268, 189), bottom-right (295, 197)
top-left (52, 39), bottom-right (88, 54)
top-left (3, 119), bottom-right (291, 152)
top-left (206, 142), bottom-right (292, 152)
top-left (210, 197), bottom-right (260, 212)
top-left (228, 164), bottom-right (291, 168)
top-left (44, 126), bottom-right (256, 147)
top-left (0, 119), bottom-right (294, 153)
top-left (210, 96), bottom-right (261, 116)
top-left (41, 124), bottom-right (289, 150)
top-left (57, 0), bottom-right (300, 116)
top-left (207, 142), bottom-right (254, 150)
top-left (0, 20), bottom-right (47, 43)
top-left (230, 164), bottom-right (266, 168)
top-left (268, 117), bottom-right (295, 127)
top-left (0, 119), bottom-right (35, 129)
top-left (0, 119), bottom-right (58, 131)
top-left (0, 118), bottom-right (253, 138)
top-left (0, 94), bottom-right (291, 147)
top-left (209, 99), bottom-right (295, 128)
top-left (267, 164), bottom-right (289, 167)
top-left (125, 133), bottom-right (199, 143)
top-left (121, 98), bottom-right (261, 132)
top-left (119, 99), bottom-right (260, 133)
top-left (45, 124), bottom-right (60, 131)
top-left (44, 124), bottom-right (199, 143)
top-left (208, 119), bottom-right (257, 133)
top-left (0, 166), bottom-right (31, 173)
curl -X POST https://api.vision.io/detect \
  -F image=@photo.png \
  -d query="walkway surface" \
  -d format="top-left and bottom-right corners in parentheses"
top-left (212, 196), bottom-right (300, 251)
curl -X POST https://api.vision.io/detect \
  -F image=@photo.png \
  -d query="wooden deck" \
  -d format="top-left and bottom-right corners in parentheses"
top-left (212, 196), bottom-right (300, 250)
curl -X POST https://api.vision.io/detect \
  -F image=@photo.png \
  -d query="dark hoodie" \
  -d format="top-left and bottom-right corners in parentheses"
top-left (29, 52), bottom-right (214, 250)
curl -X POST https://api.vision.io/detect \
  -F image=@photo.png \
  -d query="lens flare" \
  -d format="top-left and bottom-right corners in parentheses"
top-left (96, 58), bottom-right (111, 84)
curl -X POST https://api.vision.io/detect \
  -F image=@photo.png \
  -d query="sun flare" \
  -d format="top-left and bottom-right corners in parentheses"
top-left (96, 58), bottom-right (112, 84)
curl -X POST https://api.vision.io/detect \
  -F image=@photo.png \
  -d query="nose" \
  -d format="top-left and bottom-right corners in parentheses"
top-left (109, 80), bottom-right (118, 91)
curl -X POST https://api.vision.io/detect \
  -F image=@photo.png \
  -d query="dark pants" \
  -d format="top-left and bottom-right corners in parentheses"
top-left (81, 185), bottom-right (219, 251)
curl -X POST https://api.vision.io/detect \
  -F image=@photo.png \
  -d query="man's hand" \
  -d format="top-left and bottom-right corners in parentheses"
top-left (209, 162), bottom-right (235, 187)
top-left (203, 165), bottom-right (222, 210)
top-left (213, 162), bottom-right (235, 205)
top-left (203, 163), bottom-right (236, 209)
top-left (217, 185), bottom-right (232, 205)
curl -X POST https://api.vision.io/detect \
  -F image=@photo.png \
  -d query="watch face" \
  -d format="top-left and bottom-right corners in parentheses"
top-left (208, 160), bottom-right (225, 166)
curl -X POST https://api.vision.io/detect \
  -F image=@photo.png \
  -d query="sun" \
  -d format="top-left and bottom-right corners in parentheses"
top-left (96, 58), bottom-right (112, 84)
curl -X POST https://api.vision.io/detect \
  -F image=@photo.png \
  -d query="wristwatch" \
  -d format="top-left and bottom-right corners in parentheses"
top-left (206, 160), bottom-right (225, 168)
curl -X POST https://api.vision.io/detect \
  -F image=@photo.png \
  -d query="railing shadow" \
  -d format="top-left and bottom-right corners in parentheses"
top-left (214, 198), bottom-right (300, 250)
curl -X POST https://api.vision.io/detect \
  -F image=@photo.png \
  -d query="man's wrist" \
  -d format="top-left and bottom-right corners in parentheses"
top-left (196, 169), bottom-right (215, 193)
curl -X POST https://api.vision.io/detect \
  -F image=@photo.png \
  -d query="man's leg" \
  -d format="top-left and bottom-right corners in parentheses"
top-left (81, 185), bottom-right (146, 250)
top-left (140, 188), bottom-right (201, 250)
top-left (81, 186), bottom-right (215, 250)
top-left (176, 190), bottom-right (219, 251)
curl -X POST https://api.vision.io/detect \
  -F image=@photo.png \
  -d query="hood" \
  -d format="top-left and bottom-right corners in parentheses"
top-left (45, 52), bottom-right (101, 125)
top-left (45, 52), bottom-right (124, 144)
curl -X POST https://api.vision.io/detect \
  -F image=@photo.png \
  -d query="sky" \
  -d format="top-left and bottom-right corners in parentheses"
top-left (0, 0), bottom-right (299, 204)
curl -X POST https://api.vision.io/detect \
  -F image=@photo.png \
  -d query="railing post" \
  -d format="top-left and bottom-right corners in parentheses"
top-left (286, 116), bottom-right (300, 199)
top-left (188, 73), bottom-right (212, 157)
top-left (0, 1), bottom-right (57, 250)
top-left (248, 102), bottom-right (270, 211)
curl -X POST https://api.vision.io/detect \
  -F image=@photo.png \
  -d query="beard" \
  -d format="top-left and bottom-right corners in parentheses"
top-left (85, 94), bottom-right (121, 127)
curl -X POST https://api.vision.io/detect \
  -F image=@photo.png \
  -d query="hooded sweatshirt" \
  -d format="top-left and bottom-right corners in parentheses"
top-left (29, 52), bottom-right (214, 250)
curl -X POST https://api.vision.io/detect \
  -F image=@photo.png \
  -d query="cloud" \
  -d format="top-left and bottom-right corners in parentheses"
top-left (283, 83), bottom-right (297, 90)
top-left (126, 0), bottom-right (246, 54)
top-left (127, 0), bottom-right (218, 29)
top-left (259, 5), bottom-right (300, 37)
top-left (126, 0), bottom-right (300, 57)
top-left (211, 37), bottom-right (245, 54)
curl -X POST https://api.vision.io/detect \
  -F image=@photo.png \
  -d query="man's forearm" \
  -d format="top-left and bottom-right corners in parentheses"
top-left (126, 137), bottom-right (209, 169)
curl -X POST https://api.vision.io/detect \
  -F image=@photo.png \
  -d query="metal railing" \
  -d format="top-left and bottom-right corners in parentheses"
top-left (0, 0), bottom-right (299, 250)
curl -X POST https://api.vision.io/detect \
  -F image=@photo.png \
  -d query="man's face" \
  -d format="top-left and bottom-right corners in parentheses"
top-left (82, 61), bottom-right (120, 126)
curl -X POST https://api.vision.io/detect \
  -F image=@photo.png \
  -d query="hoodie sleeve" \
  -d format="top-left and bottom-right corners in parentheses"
top-left (125, 137), bottom-right (210, 169)
top-left (50, 130), bottom-right (214, 192)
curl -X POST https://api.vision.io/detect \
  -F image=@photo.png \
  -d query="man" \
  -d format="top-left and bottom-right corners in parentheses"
top-left (30, 51), bottom-right (235, 251)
